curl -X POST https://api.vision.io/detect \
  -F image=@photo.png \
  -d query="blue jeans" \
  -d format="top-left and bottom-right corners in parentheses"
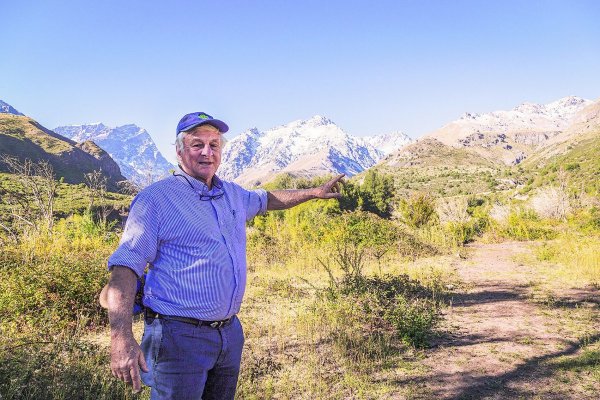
top-left (140, 315), bottom-right (244, 400)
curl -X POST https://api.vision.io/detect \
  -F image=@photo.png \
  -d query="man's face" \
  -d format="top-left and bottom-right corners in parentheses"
top-left (177, 125), bottom-right (222, 186)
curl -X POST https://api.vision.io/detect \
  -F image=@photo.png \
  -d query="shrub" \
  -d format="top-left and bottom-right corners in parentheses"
top-left (339, 170), bottom-right (396, 218)
top-left (399, 192), bottom-right (437, 228)
top-left (443, 220), bottom-right (480, 245)
top-left (570, 206), bottom-right (600, 234)
top-left (359, 170), bottom-right (395, 218)
top-left (319, 274), bottom-right (443, 353)
top-left (0, 212), bottom-right (128, 399)
top-left (318, 225), bottom-right (445, 352)
top-left (529, 186), bottom-right (571, 220)
top-left (497, 209), bottom-right (557, 241)
top-left (0, 213), bottom-right (117, 336)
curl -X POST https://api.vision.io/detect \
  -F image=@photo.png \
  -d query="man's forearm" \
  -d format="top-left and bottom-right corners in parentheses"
top-left (107, 266), bottom-right (138, 338)
top-left (267, 188), bottom-right (319, 210)
top-left (266, 174), bottom-right (344, 210)
top-left (107, 266), bottom-right (147, 392)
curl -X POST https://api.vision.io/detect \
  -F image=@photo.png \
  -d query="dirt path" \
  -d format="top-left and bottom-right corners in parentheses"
top-left (414, 242), bottom-right (600, 399)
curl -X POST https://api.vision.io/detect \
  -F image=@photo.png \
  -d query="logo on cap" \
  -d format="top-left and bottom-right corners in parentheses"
top-left (198, 113), bottom-right (210, 120)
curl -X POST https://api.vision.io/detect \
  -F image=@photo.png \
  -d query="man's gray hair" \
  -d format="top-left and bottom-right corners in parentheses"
top-left (175, 128), bottom-right (227, 153)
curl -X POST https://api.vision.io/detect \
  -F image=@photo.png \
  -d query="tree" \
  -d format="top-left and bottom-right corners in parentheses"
top-left (0, 155), bottom-right (58, 235)
top-left (84, 170), bottom-right (112, 225)
top-left (365, 216), bottom-right (399, 275)
top-left (339, 171), bottom-right (395, 218)
top-left (360, 170), bottom-right (395, 218)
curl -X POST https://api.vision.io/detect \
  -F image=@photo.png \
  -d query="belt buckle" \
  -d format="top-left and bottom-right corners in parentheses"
top-left (210, 321), bottom-right (223, 328)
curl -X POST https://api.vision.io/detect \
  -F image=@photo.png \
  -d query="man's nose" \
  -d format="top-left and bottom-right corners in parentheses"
top-left (201, 145), bottom-right (213, 156)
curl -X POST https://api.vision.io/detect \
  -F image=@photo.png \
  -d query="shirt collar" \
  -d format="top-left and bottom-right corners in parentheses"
top-left (174, 167), bottom-right (223, 193)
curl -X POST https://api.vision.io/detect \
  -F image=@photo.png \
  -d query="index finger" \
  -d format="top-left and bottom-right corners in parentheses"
top-left (130, 366), bottom-right (142, 393)
top-left (331, 174), bottom-right (345, 184)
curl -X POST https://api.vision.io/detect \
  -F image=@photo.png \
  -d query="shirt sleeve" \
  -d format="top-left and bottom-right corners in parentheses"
top-left (107, 190), bottom-right (160, 277)
top-left (244, 188), bottom-right (268, 221)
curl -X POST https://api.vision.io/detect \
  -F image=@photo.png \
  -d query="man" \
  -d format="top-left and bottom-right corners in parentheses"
top-left (105, 111), bottom-right (343, 399)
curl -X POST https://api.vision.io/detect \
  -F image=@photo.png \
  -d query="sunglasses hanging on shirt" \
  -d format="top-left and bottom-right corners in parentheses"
top-left (173, 172), bottom-right (224, 201)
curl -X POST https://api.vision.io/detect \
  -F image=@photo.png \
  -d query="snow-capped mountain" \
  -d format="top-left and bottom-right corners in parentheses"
top-left (424, 96), bottom-right (594, 165)
top-left (0, 100), bottom-right (24, 116)
top-left (364, 131), bottom-right (412, 157)
top-left (54, 123), bottom-right (175, 186)
top-left (219, 115), bottom-right (411, 186)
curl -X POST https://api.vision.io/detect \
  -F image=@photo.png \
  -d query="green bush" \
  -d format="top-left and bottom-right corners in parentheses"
top-left (443, 221), bottom-right (477, 245)
top-left (0, 213), bottom-right (117, 336)
top-left (321, 274), bottom-right (443, 353)
top-left (570, 206), bottom-right (600, 234)
top-left (399, 193), bottom-right (437, 228)
top-left (499, 209), bottom-right (557, 241)
top-left (338, 170), bottom-right (395, 218)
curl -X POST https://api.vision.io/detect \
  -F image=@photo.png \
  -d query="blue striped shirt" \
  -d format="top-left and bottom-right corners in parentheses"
top-left (108, 168), bottom-right (268, 320)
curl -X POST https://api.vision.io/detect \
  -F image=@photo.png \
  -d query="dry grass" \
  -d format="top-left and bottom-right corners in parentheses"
top-left (531, 235), bottom-right (600, 288)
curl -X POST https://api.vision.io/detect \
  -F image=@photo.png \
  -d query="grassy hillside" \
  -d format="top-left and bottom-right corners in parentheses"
top-left (520, 127), bottom-right (600, 196)
top-left (0, 114), bottom-right (74, 154)
top-left (367, 138), bottom-right (505, 197)
top-left (0, 114), bottom-right (126, 190)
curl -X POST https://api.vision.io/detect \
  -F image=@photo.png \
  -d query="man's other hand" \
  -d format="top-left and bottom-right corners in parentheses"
top-left (110, 333), bottom-right (148, 393)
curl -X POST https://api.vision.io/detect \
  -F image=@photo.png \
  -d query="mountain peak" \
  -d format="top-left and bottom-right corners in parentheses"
top-left (280, 115), bottom-right (334, 131)
top-left (0, 100), bottom-right (24, 116)
top-left (242, 127), bottom-right (263, 137)
top-left (512, 102), bottom-right (543, 114)
top-left (546, 95), bottom-right (589, 110)
top-left (363, 131), bottom-right (412, 157)
top-left (460, 112), bottom-right (481, 120)
top-left (306, 115), bottom-right (333, 126)
top-left (54, 123), bottom-right (175, 186)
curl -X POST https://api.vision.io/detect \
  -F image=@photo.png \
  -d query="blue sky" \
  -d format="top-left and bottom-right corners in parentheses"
top-left (2, 0), bottom-right (599, 163)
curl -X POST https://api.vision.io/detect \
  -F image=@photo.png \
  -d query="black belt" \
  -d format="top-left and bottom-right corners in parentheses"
top-left (145, 308), bottom-right (234, 328)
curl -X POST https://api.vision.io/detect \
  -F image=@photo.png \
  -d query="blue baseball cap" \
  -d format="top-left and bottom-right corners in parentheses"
top-left (176, 112), bottom-right (229, 135)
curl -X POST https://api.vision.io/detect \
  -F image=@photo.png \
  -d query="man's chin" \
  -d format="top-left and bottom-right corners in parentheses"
top-left (191, 171), bottom-right (215, 183)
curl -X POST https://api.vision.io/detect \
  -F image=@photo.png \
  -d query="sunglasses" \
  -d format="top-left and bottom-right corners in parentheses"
top-left (173, 172), bottom-right (224, 201)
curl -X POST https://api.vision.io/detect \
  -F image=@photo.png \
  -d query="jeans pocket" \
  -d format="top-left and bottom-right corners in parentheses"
top-left (140, 318), bottom-right (163, 387)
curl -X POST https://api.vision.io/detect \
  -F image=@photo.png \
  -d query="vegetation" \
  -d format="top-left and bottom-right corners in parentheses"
top-left (1, 142), bottom-right (599, 398)
top-left (522, 128), bottom-right (600, 197)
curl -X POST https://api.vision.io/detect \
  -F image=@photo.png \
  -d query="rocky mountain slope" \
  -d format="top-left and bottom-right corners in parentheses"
top-left (54, 123), bottom-right (175, 187)
top-left (423, 96), bottom-right (596, 165)
top-left (371, 95), bottom-right (600, 197)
